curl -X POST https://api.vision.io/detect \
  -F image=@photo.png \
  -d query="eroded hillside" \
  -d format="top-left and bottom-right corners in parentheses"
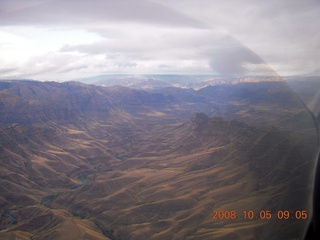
top-left (0, 80), bottom-right (318, 239)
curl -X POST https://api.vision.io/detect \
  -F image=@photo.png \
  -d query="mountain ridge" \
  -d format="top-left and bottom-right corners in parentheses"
top-left (0, 79), bottom-right (318, 239)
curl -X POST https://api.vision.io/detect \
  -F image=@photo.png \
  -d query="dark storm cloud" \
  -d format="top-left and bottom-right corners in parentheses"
top-left (0, 0), bottom-right (206, 28)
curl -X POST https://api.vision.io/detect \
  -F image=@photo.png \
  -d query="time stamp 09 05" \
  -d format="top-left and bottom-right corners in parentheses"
top-left (212, 210), bottom-right (308, 220)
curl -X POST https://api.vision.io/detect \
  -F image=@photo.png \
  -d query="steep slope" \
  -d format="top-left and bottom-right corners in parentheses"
top-left (155, 81), bottom-right (313, 130)
top-left (0, 81), bottom-right (182, 125)
top-left (0, 80), bottom-right (318, 239)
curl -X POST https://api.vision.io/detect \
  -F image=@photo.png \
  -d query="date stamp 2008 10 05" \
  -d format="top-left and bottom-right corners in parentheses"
top-left (212, 210), bottom-right (308, 220)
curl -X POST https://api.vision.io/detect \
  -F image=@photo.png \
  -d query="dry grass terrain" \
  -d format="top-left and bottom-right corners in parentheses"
top-left (0, 80), bottom-right (318, 239)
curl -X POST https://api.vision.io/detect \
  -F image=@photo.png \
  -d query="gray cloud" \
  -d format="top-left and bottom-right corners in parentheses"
top-left (208, 37), bottom-right (268, 76)
top-left (0, 67), bottom-right (16, 73)
top-left (0, 0), bottom-right (206, 28)
top-left (0, 67), bottom-right (18, 77)
top-left (117, 62), bottom-right (137, 69)
top-left (156, 0), bottom-right (320, 75)
top-left (60, 28), bottom-right (275, 76)
top-left (0, 0), bottom-right (319, 79)
top-left (58, 65), bottom-right (89, 73)
top-left (59, 28), bottom-right (218, 63)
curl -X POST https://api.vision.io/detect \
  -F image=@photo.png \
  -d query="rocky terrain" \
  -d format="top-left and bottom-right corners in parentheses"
top-left (0, 79), bottom-right (318, 239)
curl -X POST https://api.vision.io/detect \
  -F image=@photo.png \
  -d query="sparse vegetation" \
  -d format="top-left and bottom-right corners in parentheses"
top-left (0, 79), bottom-right (318, 239)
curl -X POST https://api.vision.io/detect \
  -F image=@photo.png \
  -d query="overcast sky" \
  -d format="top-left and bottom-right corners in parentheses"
top-left (0, 0), bottom-right (319, 81)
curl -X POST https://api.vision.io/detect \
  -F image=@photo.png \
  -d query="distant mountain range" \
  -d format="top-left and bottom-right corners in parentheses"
top-left (71, 74), bottom-right (284, 90)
